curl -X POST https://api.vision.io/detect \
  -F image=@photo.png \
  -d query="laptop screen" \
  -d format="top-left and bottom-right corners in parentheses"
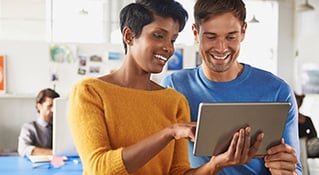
top-left (52, 98), bottom-right (78, 157)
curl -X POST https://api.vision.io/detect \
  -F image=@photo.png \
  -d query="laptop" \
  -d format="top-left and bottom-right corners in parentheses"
top-left (193, 102), bottom-right (290, 157)
top-left (27, 98), bottom-right (76, 163)
top-left (52, 97), bottom-right (78, 157)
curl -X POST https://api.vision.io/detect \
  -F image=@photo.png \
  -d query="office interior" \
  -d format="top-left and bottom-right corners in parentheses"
top-left (0, 0), bottom-right (319, 173)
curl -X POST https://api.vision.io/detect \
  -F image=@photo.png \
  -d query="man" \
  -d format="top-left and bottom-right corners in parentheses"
top-left (296, 92), bottom-right (319, 158)
top-left (161, 0), bottom-right (302, 174)
top-left (18, 88), bottom-right (60, 156)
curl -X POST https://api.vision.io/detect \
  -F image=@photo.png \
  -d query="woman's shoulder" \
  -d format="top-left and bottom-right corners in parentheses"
top-left (75, 77), bottom-right (113, 88)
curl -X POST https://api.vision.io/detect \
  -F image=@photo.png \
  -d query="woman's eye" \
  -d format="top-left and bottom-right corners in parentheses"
top-left (154, 33), bottom-right (164, 39)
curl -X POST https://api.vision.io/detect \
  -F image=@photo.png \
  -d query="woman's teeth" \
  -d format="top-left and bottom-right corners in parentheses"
top-left (155, 54), bottom-right (167, 61)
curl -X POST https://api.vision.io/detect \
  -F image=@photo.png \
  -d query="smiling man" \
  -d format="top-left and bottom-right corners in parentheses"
top-left (161, 0), bottom-right (302, 174)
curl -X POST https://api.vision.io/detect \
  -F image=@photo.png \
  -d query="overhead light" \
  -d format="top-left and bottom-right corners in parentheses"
top-left (249, 15), bottom-right (260, 23)
top-left (79, 8), bottom-right (89, 15)
top-left (298, 0), bottom-right (315, 12)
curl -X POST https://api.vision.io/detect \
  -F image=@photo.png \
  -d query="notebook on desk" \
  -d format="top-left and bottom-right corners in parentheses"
top-left (193, 102), bottom-right (290, 157)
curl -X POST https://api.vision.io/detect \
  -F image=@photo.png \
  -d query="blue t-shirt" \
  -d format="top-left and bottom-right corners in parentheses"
top-left (161, 64), bottom-right (302, 175)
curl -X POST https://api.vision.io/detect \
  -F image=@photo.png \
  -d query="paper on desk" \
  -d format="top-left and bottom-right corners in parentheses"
top-left (27, 155), bottom-right (53, 163)
top-left (50, 156), bottom-right (65, 167)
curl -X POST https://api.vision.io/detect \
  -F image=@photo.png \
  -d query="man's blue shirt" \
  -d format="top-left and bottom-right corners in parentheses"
top-left (161, 64), bottom-right (302, 175)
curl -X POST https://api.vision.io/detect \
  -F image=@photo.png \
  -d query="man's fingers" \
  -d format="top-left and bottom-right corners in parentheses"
top-left (249, 132), bottom-right (264, 157)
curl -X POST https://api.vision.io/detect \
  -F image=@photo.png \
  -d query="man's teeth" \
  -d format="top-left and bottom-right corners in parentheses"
top-left (155, 55), bottom-right (167, 61)
top-left (214, 55), bottom-right (229, 60)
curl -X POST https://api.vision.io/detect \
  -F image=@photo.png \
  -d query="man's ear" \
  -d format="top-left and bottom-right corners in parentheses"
top-left (241, 22), bottom-right (247, 42)
top-left (192, 24), bottom-right (199, 44)
top-left (36, 103), bottom-right (41, 113)
top-left (122, 26), bottom-right (134, 45)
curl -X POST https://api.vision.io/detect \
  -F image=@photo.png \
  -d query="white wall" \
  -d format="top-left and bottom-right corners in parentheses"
top-left (0, 41), bottom-right (124, 96)
top-left (0, 97), bottom-right (35, 153)
top-left (277, 0), bottom-right (295, 87)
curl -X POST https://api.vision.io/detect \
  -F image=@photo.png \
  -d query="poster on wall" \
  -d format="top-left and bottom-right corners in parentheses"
top-left (108, 51), bottom-right (121, 60)
top-left (50, 44), bottom-right (77, 64)
top-left (0, 55), bottom-right (6, 93)
top-left (167, 48), bottom-right (183, 70)
top-left (77, 54), bottom-right (105, 76)
top-left (77, 55), bottom-right (87, 75)
top-left (88, 54), bottom-right (103, 76)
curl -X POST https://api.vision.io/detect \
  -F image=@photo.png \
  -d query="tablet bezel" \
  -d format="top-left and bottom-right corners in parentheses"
top-left (193, 102), bottom-right (290, 157)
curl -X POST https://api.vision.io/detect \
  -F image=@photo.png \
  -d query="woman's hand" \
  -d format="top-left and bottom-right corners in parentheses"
top-left (169, 122), bottom-right (197, 141)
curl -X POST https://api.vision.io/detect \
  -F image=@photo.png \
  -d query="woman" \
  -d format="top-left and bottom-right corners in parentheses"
top-left (68, 0), bottom-right (263, 174)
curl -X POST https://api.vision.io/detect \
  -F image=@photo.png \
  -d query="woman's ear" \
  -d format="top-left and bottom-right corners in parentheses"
top-left (122, 26), bottom-right (134, 45)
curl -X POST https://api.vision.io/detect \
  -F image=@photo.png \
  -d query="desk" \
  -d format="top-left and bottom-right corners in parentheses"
top-left (0, 156), bottom-right (82, 175)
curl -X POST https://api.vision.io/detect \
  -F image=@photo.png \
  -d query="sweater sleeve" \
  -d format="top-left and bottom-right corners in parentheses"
top-left (68, 81), bottom-right (128, 175)
top-left (18, 123), bottom-right (36, 156)
top-left (170, 95), bottom-right (192, 175)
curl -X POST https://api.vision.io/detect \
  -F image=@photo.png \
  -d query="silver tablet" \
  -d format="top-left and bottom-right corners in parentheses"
top-left (193, 102), bottom-right (290, 157)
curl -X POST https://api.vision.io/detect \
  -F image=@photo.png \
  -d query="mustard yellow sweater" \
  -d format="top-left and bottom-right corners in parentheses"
top-left (68, 78), bottom-right (191, 175)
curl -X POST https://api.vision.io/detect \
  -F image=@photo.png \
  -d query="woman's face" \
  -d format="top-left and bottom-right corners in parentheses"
top-left (127, 16), bottom-right (180, 74)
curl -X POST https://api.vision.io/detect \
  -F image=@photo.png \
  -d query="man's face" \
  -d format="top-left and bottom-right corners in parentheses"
top-left (37, 97), bottom-right (54, 123)
top-left (193, 12), bottom-right (246, 74)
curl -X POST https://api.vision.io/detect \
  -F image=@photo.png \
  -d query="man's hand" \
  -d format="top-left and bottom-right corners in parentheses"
top-left (264, 139), bottom-right (298, 175)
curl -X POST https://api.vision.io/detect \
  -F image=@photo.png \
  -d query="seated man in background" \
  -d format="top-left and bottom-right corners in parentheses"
top-left (296, 92), bottom-right (319, 158)
top-left (18, 88), bottom-right (60, 156)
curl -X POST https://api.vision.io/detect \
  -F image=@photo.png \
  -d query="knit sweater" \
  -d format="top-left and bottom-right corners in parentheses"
top-left (68, 78), bottom-right (191, 175)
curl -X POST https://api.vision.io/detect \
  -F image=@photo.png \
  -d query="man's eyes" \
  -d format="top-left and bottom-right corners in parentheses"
top-left (226, 35), bottom-right (237, 40)
top-left (205, 35), bottom-right (237, 40)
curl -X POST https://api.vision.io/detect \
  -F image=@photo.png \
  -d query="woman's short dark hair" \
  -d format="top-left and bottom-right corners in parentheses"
top-left (120, 0), bottom-right (188, 53)
top-left (35, 88), bottom-right (60, 113)
top-left (193, 0), bottom-right (246, 30)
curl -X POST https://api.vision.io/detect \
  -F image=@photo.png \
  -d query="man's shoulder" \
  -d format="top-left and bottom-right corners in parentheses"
top-left (161, 67), bottom-right (198, 87)
top-left (248, 65), bottom-right (287, 83)
top-left (165, 67), bottom-right (198, 80)
top-left (21, 121), bottom-right (37, 130)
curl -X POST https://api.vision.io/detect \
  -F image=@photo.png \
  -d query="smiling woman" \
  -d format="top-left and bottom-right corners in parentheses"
top-left (67, 1), bottom-right (195, 174)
